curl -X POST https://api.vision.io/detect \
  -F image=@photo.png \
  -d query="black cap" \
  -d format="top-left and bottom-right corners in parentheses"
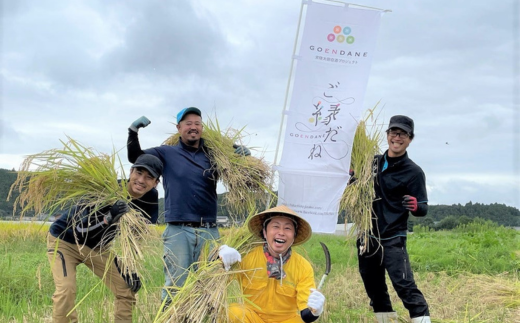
top-left (131, 154), bottom-right (163, 179)
top-left (387, 115), bottom-right (414, 135)
top-left (176, 107), bottom-right (201, 123)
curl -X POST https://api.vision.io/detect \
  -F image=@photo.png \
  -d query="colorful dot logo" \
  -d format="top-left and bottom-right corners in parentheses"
top-left (327, 25), bottom-right (355, 44)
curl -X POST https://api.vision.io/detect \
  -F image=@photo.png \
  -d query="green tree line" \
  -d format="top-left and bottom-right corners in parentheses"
top-left (1, 168), bottom-right (519, 227)
top-left (408, 202), bottom-right (520, 229)
top-left (0, 168), bottom-right (20, 218)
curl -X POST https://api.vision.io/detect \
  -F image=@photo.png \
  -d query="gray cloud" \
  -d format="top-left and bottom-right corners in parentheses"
top-left (1, 0), bottom-right (519, 209)
top-left (101, 0), bottom-right (228, 80)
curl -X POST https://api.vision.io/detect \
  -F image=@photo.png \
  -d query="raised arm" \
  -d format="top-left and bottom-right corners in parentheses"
top-left (127, 116), bottom-right (150, 163)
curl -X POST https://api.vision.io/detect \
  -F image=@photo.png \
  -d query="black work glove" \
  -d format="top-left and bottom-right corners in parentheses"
top-left (105, 200), bottom-right (129, 225)
top-left (347, 169), bottom-right (357, 185)
top-left (114, 257), bottom-right (142, 293)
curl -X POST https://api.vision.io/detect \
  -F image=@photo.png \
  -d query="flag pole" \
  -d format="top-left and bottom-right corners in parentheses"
top-left (266, 0), bottom-right (390, 209)
top-left (266, 0), bottom-right (307, 208)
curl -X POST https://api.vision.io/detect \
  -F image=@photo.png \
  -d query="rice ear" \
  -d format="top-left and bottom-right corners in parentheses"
top-left (340, 103), bottom-right (384, 249)
top-left (9, 136), bottom-right (156, 279)
top-left (163, 116), bottom-right (275, 219)
top-left (156, 206), bottom-right (259, 323)
top-left (8, 137), bottom-right (125, 217)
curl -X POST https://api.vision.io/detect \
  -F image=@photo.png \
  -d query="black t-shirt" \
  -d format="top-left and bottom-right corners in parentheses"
top-left (131, 187), bottom-right (159, 224)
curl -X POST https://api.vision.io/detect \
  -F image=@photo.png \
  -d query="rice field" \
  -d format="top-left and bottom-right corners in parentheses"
top-left (1, 221), bottom-right (519, 323)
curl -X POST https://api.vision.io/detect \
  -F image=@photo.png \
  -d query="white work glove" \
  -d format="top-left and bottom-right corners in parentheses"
top-left (307, 288), bottom-right (325, 316)
top-left (218, 245), bottom-right (241, 271)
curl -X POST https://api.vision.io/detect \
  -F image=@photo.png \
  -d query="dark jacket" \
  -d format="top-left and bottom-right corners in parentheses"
top-left (372, 151), bottom-right (428, 239)
top-left (127, 129), bottom-right (218, 223)
top-left (49, 186), bottom-right (158, 249)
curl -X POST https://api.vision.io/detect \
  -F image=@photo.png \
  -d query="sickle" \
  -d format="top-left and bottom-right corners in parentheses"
top-left (310, 242), bottom-right (331, 315)
top-left (317, 241), bottom-right (331, 290)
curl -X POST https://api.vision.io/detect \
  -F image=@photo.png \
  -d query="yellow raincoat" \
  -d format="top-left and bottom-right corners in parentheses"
top-left (229, 245), bottom-right (316, 323)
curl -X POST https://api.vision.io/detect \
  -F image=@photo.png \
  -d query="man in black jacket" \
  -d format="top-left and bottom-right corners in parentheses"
top-left (47, 154), bottom-right (163, 323)
top-left (357, 115), bottom-right (431, 323)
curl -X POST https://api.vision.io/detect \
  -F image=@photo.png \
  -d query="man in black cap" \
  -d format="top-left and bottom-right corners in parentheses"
top-left (127, 107), bottom-right (251, 306)
top-left (355, 115), bottom-right (431, 323)
top-left (47, 154), bottom-right (163, 323)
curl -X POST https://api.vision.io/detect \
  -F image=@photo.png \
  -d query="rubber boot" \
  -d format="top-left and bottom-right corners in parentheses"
top-left (411, 316), bottom-right (431, 323)
top-left (374, 312), bottom-right (398, 323)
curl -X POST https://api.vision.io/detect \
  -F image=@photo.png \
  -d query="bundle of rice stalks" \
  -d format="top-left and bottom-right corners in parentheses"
top-left (113, 208), bottom-right (156, 276)
top-left (155, 207), bottom-right (260, 323)
top-left (340, 105), bottom-right (384, 249)
top-left (163, 117), bottom-right (274, 218)
top-left (8, 136), bottom-right (155, 277)
top-left (8, 138), bottom-right (122, 217)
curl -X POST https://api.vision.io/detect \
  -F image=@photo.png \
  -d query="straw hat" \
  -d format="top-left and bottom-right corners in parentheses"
top-left (247, 205), bottom-right (312, 246)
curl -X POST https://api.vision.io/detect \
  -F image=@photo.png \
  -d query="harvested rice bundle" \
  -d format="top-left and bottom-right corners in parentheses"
top-left (9, 138), bottom-right (123, 217)
top-left (8, 137), bottom-right (155, 277)
top-left (164, 117), bottom-right (273, 217)
top-left (156, 208), bottom-right (259, 323)
top-left (112, 208), bottom-right (156, 276)
top-left (340, 106), bottom-right (384, 247)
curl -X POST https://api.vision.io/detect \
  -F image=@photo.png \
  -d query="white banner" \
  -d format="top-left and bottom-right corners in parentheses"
top-left (277, 1), bottom-right (383, 233)
top-left (278, 170), bottom-right (349, 233)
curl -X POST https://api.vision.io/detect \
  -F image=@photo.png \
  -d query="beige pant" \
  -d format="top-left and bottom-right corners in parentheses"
top-left (47, 234), bottom-right (136, 323)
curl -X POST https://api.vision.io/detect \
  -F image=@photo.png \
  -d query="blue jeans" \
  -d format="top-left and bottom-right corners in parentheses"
top-left (161, 223), bottom-right (219, 302)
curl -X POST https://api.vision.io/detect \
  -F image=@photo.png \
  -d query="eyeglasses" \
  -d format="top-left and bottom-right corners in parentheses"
top-left (387, 130), bottom-right (410, 139)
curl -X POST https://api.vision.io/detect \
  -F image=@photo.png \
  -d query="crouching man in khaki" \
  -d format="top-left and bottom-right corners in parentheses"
top-left (47, 154), bottom-right (162, 323)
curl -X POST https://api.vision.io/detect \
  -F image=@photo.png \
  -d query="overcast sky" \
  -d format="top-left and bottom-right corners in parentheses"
top-left (1, 0), bottom-right (519, 210)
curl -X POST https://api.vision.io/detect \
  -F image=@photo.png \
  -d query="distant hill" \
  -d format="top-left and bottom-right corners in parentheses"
top-left (1, 168), bottom-right (519, 227)
top-left (0, 168), bottom-right (19, 218)
top-left (428, 202), bottom-right (520, 226)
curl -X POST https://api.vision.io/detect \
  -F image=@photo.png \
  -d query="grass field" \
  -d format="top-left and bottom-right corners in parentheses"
top-left (1, 221), bottom-right (519, 323)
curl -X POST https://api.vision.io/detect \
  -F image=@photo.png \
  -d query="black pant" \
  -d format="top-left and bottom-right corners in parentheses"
top-left (357, 236), bottom-right (429, 318)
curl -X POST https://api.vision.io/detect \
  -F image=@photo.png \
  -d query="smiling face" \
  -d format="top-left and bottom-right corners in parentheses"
top-left (176, 113), bottom-right (203, 148)
top-left (127, 168), bottom-right (159, 199)
top-left (386, 127), bottom-right (412, 157)
top-left (263, 216), bottom-right (296, 256)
